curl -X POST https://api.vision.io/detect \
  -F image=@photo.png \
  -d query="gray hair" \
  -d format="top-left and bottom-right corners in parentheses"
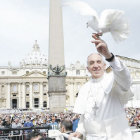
top-left (87, 53), bottom-right (105, 66)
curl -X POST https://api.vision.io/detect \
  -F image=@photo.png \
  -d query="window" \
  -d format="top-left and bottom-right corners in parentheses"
top-left (43, 101), bottom-right (47, 107)
top-left (26, 102), bottom-right (30, 108)
top-left (1, 85), bottom-right (4, 93)
top-left (12, 99), bottom-right (17, 109)
top-left (11, 84), bottom-right (17, 93)
top-left (26, 71), bottom-right (29, 74)
top-left (76, 70), bottom-right (80, 75)
top-left (26, 85), bottom-right (30, 92)
top-left (43, 85), bottom-right (47, 91)
top-left (12, 71), bottom-right (17, 75)
top-left (43, 93), bottom-right (47, 95)
top-left (43, 71), bottom-right (46, 74)
top-left (13, 85), bottom-right (17, 92)
top-left (33, 83), bottom-right (39, 92)
top-left (34, 98), bottom-right (39, 108)
top-left (1, 71), bottom-right (5, 75)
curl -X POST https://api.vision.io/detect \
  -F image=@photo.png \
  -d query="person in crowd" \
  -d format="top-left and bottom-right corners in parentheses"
top-left (72, 114), bottom-right (79, 132)
top-left (26, 131), bottom-right (56, 140)
top-left (11, 117), bottom-right (22, 140)
top-left (0, 117), bottom-right (4, 135)
top-left (60, 119), bottom-right (73, 134)
top-left (0, 117), bottom-right (4, 128)
top-left (26, 131), bottom-right (44, 140)
top-left (69, 34), bottom-right (133, 140)
top-left (2, 116), bottom-right (12, 136)
top-left (60, 119), bottom-right (73, 140)
top-left (24, 116), bottom-right (34, 133)
top-left (49, 116), bottom-right (58, 130)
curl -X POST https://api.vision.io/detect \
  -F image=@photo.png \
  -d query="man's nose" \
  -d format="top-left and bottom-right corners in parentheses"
top-left (93, 63), bottom-right (98, 68)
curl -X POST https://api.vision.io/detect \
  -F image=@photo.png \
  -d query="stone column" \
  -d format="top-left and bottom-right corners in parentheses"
top-left (46, 84), bottom-right (49, 108)
top-left (18, 83), bottom-right (21, 109)
top-left (6, 83), bottom-right (11, 109)
top-left (48, 0), bottom-right (66, 112)
top-left (40, 82), bottom-right (43, 108)
top-left (22, 83), bottom-right (26, 109)
top-left (0, 84), bottom-right (1, 99)
top-left (30, 83), bottom-right (33, 109)
top-left (70, 82), bottom-right (74, 107)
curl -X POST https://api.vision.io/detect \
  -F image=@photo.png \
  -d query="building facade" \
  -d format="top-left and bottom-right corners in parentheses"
top-left (0, 41), bottom-right (140, 110)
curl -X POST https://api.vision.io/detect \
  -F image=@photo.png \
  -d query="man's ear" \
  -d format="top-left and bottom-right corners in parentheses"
top-left (103, 63), bottom-right (106, 70)
top-left (61, 126), bottom-right (65, 133)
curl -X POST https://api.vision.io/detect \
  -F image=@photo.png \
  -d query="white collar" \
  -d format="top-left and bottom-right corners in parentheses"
top-left (89, 72), bottom-right (114, 94)
top-left (91, 75), bottom-right (104, 83)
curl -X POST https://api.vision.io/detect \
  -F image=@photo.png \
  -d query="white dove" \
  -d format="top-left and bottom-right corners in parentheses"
top-left (64, 1), bottom-right (129, 42)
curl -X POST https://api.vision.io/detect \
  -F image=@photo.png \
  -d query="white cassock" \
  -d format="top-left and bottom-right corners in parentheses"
top-left (73, 57), bottom-right (133, 140)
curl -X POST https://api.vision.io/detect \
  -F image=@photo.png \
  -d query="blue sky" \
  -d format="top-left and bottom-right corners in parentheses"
top-left (0, 0), bottom-right (140, 67)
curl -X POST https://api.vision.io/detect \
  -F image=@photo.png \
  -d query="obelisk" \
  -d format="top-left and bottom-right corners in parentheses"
top-left (48, 0), bottom-right (66, 112)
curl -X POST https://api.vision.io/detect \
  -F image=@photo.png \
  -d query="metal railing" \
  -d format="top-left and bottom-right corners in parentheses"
top-left (0, 126), bottom-right (51, 140)
top-left (0, 126), bottom-right (81, 140)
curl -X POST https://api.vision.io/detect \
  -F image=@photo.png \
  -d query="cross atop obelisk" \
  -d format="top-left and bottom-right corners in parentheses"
top-left (48, 0), bottom-right (66, 112)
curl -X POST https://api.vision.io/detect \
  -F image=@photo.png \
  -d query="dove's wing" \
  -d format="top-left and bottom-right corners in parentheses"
top-left (64, 1), bottom-right (100, 32)
top-left (87, 17), bottom-right (100, 32)
top-left (64, 1), bottom-right (98, 16)
top-left (99, 9), bottom-right (129, 42)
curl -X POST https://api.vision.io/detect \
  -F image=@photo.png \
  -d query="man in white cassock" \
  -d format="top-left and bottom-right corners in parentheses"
top-left (69, 34), bottom-right (133, 140)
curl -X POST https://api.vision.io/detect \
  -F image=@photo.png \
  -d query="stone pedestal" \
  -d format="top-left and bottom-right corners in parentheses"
top-left (49, 92), bottom-right (66, 112)
top-left (48, 76), bottom-right (66, 112)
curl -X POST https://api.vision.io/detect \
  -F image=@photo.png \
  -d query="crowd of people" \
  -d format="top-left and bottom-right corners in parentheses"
top-left (0, 108), bottom-right (140, 139)
top-left (126, 108), bottom-right (140, 128)
top-left (0, 108), bottom-right (140, 130)
top-left (0, 110), bottom-right (80, 139)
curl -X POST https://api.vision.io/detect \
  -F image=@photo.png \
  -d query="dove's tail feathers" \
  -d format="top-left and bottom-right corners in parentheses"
top-left (99, 9), bottom-right (129, 42)
top-left (64, 1), bottom-right (98, 17)
top-left (111, 24), bottom-right (129, 42)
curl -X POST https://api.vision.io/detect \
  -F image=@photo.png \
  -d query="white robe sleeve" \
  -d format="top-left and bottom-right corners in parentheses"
top-left (109, 56), bottom-right (131, 91)
top-left (109, 56), bottom-right (133, 104)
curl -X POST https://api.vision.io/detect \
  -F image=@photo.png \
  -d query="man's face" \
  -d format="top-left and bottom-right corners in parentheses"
top-left (15, 118), bottom-right (19, 124)
top-left (87, 53), bottom-right (106, 79)
top-left (26, 117), bottom-right (30, 122)
top-left (5, 116), bottom-right (10, 122)
top-left (52, 117), bottom-right (55, 123)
